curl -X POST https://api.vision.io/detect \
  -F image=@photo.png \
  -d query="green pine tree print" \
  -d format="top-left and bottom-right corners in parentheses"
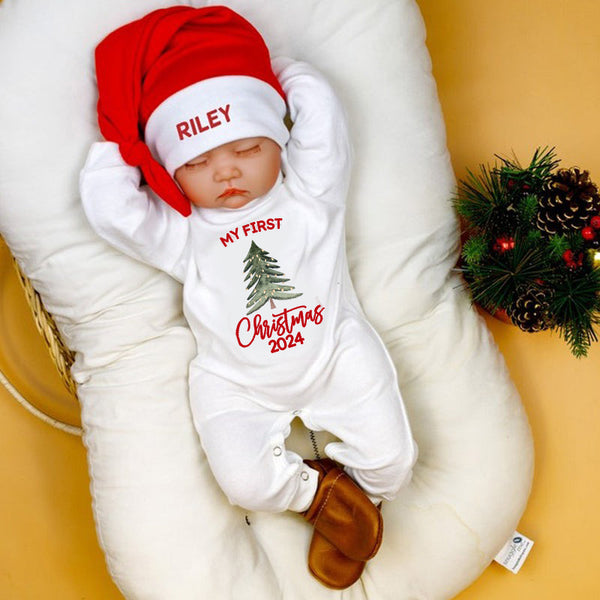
top-left (243, 241), bottom-right (303, 315)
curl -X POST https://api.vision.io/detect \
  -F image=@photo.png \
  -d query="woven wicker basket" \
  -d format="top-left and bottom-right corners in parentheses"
top-left (10, 257), bottom-right (78, 397)
top-left (0, 237), bottom-right (80, 435)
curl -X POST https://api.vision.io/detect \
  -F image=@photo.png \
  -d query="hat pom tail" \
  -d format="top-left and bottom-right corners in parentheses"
top-left (143, 160), bottom-right (192, 217)
top-left (119, 140), bottom-right (192, 217)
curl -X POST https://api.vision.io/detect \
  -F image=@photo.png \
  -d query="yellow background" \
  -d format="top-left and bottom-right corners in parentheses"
top-left (2, 0), bottom-right (600, 597)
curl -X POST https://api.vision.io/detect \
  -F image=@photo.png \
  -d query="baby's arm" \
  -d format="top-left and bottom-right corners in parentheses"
top-left (80, 142), bottom-right (191, 282)
top-left (272, 57), bottom-right (352, 199)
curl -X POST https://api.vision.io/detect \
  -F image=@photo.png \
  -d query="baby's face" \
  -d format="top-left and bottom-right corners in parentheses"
top-left (174, 136), bottom-right (281, 209)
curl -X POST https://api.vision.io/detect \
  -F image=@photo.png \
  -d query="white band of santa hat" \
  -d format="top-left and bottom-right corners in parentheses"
top-left (145, 75), bottom-right (289, 177)
top-left (94, 5), bottom-right (289, 216)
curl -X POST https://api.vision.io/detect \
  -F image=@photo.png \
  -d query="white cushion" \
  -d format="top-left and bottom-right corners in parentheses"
top-left (0, 0), bottom-right (534, 598)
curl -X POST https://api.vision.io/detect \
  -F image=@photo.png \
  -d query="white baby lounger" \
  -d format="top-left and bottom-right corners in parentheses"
top-left (0, 0), bottom-right (534, 598)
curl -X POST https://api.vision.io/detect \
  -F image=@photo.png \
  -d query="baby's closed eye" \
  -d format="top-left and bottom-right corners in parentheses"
top-left (185, 158), bottom-right (208, 169)
top-left (236, 144), bottom-right (261, 156)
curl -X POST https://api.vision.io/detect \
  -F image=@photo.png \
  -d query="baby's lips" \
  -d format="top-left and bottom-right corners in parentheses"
top-left (218, 188), bottom-right (249, 199)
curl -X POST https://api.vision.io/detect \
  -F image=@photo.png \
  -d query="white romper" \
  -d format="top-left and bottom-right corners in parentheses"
top-left (81, 58), bottom-right (417, 513)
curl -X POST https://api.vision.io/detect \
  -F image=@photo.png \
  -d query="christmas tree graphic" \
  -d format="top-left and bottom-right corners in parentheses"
top-left (243, 241), bottom-right (303, 314)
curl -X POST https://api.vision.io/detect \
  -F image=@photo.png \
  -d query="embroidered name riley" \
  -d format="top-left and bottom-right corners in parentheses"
top-left (175, 104), bottom-right (231, 140)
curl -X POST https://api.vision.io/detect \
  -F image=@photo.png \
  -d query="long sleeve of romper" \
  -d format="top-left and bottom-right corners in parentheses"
top-left (80, 142), bottom-right (191, 283)
top-left (272, 57), bottom-right (353, 201)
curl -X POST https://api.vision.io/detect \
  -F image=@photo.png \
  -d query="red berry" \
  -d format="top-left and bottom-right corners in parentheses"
top-left (591, 215), bottom-right (600, 229)
top-left (563, 249), bottom-right (574, 262)
top-left (582, 226), bottom-right (596, 241)
top-left (494, 237), bottom-right (515, 253)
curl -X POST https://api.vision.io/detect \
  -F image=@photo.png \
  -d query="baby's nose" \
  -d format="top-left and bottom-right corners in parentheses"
top-left (214, 163), bottom-right (241, 182)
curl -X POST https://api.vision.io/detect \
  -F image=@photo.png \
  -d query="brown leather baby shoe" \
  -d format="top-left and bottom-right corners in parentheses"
top-left (302, 458), bottom-right (383, 562)
top-left (308, 529), bottom-right (365, 589)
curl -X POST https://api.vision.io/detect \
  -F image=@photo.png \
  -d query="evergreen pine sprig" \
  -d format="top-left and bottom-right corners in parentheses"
top-left (453, 164), bottom-right (507, 231)
top-left (518, 194), bottom-right (540, 225)
top-left (547, 234), bottom-right (570, 262)
top-left (550, 268), bottom-right (600, 356)
top-left (461, 235), bottom-right (488, 265)
top-left (465, 235), bottom-right (552, 313)
top-left (495, 146), bottom-right (560, 194)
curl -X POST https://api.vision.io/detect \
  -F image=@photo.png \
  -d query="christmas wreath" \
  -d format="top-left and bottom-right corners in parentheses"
top-left (454, 147), bottom-right (600, 357)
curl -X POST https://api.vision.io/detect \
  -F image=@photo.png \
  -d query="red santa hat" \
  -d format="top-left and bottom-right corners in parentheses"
top-left (94, 5), bottom-right (289, 217)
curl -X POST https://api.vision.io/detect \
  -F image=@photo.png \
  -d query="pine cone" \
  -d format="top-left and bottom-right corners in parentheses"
top-left (489, 203), bottom-right (519, 237)
top-left (536, 168), bottom-right (600, 235)
top-left (506, 285), bottom-right (553, 333)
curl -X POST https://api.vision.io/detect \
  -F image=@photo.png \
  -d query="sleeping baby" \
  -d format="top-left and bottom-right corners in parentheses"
top-left (80, 5), bottom-right (417, 590)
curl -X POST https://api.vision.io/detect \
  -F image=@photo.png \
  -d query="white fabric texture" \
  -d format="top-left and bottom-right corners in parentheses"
top-left (0, 1), bottom-right (534, 599)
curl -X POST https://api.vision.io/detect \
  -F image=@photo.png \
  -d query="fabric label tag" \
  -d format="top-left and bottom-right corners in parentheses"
top-left (493, 531), bottom-right (534, 573)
